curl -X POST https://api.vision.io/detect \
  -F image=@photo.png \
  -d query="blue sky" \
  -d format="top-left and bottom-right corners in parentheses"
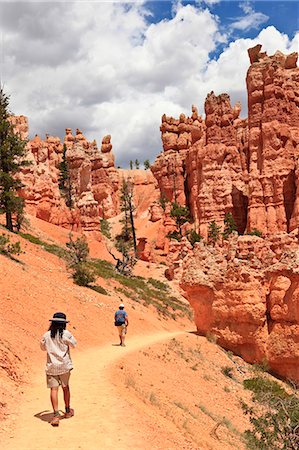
top-left (0, 1), bottom-right (298, 166)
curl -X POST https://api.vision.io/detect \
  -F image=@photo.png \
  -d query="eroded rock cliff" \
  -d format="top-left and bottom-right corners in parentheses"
top-left (150, 46), bottom-right (299, 381)
top-left (180, 232), bottom-right (299, 382)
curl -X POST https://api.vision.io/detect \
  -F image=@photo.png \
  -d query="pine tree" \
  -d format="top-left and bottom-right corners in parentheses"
top-left (129, 160), bottom-right (133, 170)
top-left (222, 212), bottom-right (237, 239)
top-left (208, 220), bottom-right (221, 246)
top-left (143, 159), bottom-right (150, 170)
top-left (170, 202), bottom-right (190, 237)
top-left (116, 179), bottom-right (137, 257)
top-left (0, 88), bottom-right (29, 231)
top-left (58, 143), bottom-right (72, 208)
top-left (135, 159), bottom-right (140, 170)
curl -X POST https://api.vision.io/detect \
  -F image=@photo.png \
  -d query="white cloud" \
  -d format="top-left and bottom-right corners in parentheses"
top-left (0, 2), bottom-right (297, 168)
top-left (230, 1), bottom-right (269, 31)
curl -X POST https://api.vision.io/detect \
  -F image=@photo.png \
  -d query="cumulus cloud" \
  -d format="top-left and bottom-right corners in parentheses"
top-left (0, 2), bottom-right (297, 167)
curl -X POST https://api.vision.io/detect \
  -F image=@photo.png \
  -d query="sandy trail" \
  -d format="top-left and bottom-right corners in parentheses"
top-left (4, 330), bottom-right (185, 450)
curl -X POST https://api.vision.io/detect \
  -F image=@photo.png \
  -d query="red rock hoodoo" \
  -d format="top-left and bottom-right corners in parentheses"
top-left (150, 46), bottom-right (299, 382)
top-left (15, 122), bottom-right (121, 233)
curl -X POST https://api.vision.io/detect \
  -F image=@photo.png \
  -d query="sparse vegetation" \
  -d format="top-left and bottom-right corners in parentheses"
top-left (247, 228), bottom-right (263, 238)
top-left (143, 159), bottom-right (150, 170)
top-left (147, 278), bottom-right (169, 291)
top-left (72, 262), bottom-right (96, 286)
top-left (222, 212), bottom-right (238, 239)
top-left (242, 375), bottom-right (299, 449)
top-left (18, 232), bottom-right (66, 258)
top-left (208, 220), bottom-right (221, 246)
top-left (17, 231), bottom-right (190, 317)
top-left (187, 229), bottom-right (203, 247)
top-left (166, 230), bottom-right (182, 241)
top-left (88, 258), bottom-right (191, 318)
top-left (206, 332), bottom-right (217, 344)
top-left (170, 201), bottom-right (190, 237)
top-left (88, 284), bottom-right (108, 296)
top-left (65, 235), bottom-right (97, 287)
top-left (100, 218), bottom-right (111, 239)
top-left (221, 366), bottom-right (234, 379)
top-left (0, 233), bottom-right (21, 256)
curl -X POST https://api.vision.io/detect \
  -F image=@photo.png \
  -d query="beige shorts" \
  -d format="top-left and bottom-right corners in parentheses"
top-left (47, 371), bottom-right (71, 389)
top-left (117, 324), bottom-right (127, 337)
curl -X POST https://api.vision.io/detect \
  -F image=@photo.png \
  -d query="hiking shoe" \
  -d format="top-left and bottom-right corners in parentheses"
top-left (121, 343), bottom-right (126, 347)
top-left (50, 416), bottom-right (60, 427)
top-left (63, 408), bottom-right (74, 419)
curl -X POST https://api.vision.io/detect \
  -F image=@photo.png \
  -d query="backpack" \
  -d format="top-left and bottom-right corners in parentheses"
top-left (114, 310), bottom-right (126, 326)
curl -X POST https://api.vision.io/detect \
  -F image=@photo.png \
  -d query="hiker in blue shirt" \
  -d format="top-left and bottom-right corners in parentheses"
top-left (114, 303), bottom-right (129, 346)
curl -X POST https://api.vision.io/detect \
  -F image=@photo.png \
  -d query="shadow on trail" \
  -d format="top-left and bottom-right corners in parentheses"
top-left (34, 410), bottom-right (63, 423)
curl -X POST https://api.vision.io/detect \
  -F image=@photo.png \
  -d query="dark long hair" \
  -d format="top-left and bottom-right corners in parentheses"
top-left (49, 322), bottom-right (66, 339)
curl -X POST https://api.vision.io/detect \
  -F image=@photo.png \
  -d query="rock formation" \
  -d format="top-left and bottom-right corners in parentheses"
top-left (14, 120), bottom-right (121, 233)
top-left (151, 46), bottom-right (299, 240)
top-left (152, 46), bottom-right (299, 382)
top-left (180, 232), bottom-right (299, 383)
top-left (246, 46), bottom-right (299, 234)
top-left (151, 105), bottom-right (205, 206)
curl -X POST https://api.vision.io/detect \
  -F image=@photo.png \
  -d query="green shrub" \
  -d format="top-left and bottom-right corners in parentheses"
top-left (166, 230), bottom-right (181, 241)
top-left (66, 235), bottom-right (89, 266)
top-left (187, 229), bottom-right (203, 247)
top-left (89, 285), bottom-right (109, 296)
top-left (147, 278), bottom-right (169, 291)
top-left (247, 228), bottom-right (263, 238)
top-left (0, 234), bottom-right (21, 256)
top-left (72, 262), bottom-right (96, 286)
top-left (242, 375), bottom-right (299, 449)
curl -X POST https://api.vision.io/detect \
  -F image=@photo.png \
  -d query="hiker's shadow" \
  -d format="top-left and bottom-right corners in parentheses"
top-left (34, 410), bottom-right (62, 422)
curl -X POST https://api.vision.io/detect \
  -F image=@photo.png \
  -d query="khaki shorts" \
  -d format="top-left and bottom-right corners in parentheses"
top-left (47, 371), bottom-right (71, 389)
top-left (117, 324), bottom-right (127, 337)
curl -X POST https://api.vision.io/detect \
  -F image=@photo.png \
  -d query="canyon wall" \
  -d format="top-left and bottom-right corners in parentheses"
top-left (153, 46), bottom-right (299, 381)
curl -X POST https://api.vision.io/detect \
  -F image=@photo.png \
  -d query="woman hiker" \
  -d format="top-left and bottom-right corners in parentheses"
top-left (40, 312), bottom-right (77, 426)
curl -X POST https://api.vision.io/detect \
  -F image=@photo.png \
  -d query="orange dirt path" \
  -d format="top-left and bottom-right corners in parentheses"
top-left (4, 330), bottom-right (195, 450)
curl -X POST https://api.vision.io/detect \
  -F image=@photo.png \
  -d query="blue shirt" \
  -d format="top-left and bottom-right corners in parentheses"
top-left (115, 309), bottom-right (128, 324)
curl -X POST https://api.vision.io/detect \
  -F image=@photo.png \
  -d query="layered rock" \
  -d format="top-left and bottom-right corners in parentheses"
top-left (150, 46), bottom-right (299, 382)
top-left (187, 93), bottom-right (249, 236)
top-left (180, 233), bottom-right (299, 382)
top-left (14, 119), bottom-right (120, 232)
top-left (246, 45), bottom-right (299, 234)
top-left (151, 46), bottom-right (299, 240)
top-left (151, 106), bottom-right (205, 206)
